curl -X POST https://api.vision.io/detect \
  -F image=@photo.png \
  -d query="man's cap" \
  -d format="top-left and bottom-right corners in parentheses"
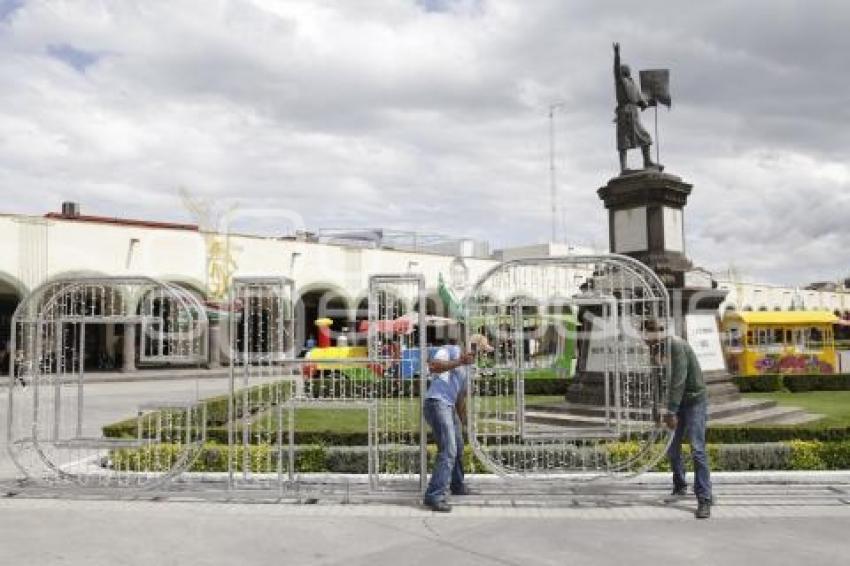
top-left (432, 345), bottom-right (460, 362)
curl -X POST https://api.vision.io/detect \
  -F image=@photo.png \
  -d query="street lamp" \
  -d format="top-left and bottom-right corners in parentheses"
top-left (548, 101), bottom-right (567, 244)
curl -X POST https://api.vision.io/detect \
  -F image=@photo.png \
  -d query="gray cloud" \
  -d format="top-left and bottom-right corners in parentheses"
top-left (0, 0), bottom-right (848, 286)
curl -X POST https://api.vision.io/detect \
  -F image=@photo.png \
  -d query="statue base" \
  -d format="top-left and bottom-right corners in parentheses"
top-left (566, 169), bottom-right (743, 407)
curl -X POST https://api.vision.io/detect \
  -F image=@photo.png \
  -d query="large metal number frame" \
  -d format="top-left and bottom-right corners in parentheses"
top-left (6, 276), bottom-right (209, 489)
top-left (464, 255), bottom-right (672, 479)
top-left (366, 274), bottom-right (427, 491)
top-left (225, 274), bottom-right (426, 495)
top-left (5, 255), bottom-right (670, 498)
top-left (227, 276), bottom-right (296, 492)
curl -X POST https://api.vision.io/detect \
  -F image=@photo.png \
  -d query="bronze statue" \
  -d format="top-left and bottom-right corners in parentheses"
top-left (613, 43), bottom-right (657, 173)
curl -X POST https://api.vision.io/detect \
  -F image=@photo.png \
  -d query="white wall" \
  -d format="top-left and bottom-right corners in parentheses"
top-left (0, 214), bottom-right (499, 304)
top-left (2, 213), bottom-right (848, 315)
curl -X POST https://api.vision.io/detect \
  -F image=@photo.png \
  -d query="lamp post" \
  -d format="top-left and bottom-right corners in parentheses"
top-left (548, 101), bottom-right (567, 243)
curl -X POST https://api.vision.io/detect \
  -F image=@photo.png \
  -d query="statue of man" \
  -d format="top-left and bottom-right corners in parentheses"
top-left (613, 43), bottom-right (656, 173)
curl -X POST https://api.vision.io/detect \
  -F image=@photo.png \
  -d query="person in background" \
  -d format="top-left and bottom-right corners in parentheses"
top-left (645, 319), bottom-right (712, 519)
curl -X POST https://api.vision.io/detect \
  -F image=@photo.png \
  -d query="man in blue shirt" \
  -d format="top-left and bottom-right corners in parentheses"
top-left (422, 342), bottom-right (475, 512)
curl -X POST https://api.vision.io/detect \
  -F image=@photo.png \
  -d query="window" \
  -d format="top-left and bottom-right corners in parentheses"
top-left (808, 327), bottom-right (824, 350)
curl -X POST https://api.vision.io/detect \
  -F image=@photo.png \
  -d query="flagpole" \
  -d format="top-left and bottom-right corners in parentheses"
top-left (654, 103), bottom-right (660, 165)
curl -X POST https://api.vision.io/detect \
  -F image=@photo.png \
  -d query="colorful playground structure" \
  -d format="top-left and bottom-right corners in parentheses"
top-left (302, 311), bottom-right (577, 379)
top-left (302, 315), bottom-right (441, 379)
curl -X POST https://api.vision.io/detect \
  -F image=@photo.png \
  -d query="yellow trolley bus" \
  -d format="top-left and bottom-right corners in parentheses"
top-left (722, 311), bottom-right (839, 375)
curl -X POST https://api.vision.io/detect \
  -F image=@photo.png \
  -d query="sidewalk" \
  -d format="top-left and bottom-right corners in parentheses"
top-left (1, 496), bottom-right (849, 566)
top-left (1, 365), bottom-right (232, 386)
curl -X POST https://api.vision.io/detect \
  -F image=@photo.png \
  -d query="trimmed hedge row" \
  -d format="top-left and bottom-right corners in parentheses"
top-left (110, 444), bottom-right (487, 474)
top-left (304, 376), bottom-right (569, 398)
top-left (734, 373), bottom-right (850, 393)
top-left (786, 373), bottom-right (850, 392)
top-left (102, 421), bottom-right (850, 447)
top-left (707, 426), bottom-right (850, 444)
top-left (734, 374), bottom-right (784, 393)
top-left (109, 440), bottom-right (850, 474)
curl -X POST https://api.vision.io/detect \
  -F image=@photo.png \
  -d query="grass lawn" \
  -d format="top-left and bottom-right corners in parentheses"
top-left (743, 391), bottom-right (850, 427)
top-left (251, 395), bottom-right (564, 433)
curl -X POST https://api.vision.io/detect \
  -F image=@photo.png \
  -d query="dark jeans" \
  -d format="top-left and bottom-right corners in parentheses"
top-left (423, 398), bottom-right (465, 504)
top-left (668, 398), bottom-right (712, 502)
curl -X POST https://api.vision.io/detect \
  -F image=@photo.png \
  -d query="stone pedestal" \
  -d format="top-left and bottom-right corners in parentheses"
top-left (567, 169), bottom-right (739, 406)
top-left (597, 170), bottom-right (693, 287)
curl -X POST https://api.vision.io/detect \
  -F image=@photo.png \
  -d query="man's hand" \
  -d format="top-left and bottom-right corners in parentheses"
top-left (460, 351), bottom-right (475, 365)
top-left (663, 413), bottom-right (678, 430)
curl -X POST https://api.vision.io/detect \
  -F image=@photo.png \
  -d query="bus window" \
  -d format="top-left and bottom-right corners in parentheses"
top-left (771, 328), bottom-right (784, 345)
top-left (746, 331), bottom-right (753, 346)
top-left (756, 327), bottom-right (771, 347)
top-left (729, 328), bottom-right (741, 348)
top-left (809, 327), bottom-right (824, 350)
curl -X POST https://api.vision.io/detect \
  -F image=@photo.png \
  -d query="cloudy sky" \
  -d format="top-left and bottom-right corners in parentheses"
top-left (1, 0), bottom-right (848, 285)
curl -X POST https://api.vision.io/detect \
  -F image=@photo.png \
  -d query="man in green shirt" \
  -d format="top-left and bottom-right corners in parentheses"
top-left (646, 320), bottom-right (712, 519)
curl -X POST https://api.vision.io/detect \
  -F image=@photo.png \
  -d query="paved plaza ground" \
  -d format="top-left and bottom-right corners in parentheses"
top-left (3, 377), bottom-right (850, 565)
top-left (2, 497), bottom-right (850, 565)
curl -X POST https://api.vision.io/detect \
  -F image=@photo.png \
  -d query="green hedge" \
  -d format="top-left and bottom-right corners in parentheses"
top-left (734, 373), bottom-right (850, 393)
top-left (785, 373), bottom-right (850, 392)
top-left (734, 374), bottom-right (784, 393)
top-left (110, 444), bottom-right (488, 474)
top-left (305, 376), bottom-right (568, 398)
top-left (707, 425), bottom-right (850, 444)
top-left (206, 381), bottom-right (291, 426)
top-left (108, 440), bottom-right (850, 473)
top-left (102, 419), bottom-right (850, 447)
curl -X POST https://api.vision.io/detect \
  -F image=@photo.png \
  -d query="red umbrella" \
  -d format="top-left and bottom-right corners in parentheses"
top-left (357, 318), bottom-right (413, 334)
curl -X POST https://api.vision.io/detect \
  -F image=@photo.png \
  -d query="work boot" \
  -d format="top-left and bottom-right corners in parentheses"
top-left (695, 500), bottom-right (711, 519)
top-left (670, 485), bottom-right (687, 497)
top-left (424, 500), bottom-right (452, 513)
top-left (451, 484), bottom-right (475, 496)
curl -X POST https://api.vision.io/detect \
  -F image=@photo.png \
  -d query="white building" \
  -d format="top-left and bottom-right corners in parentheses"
top-left (1, 203), bottom-right (847, 372)
top-left (0, 204), bottom-right (502, 371)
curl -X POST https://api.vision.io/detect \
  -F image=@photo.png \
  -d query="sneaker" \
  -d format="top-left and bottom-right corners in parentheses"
top-left (695, 500), bottom-right (711, 519)
top-left (670, 486), bottom-right (687, 497)
top-left (424, 500), bottom-right (452, 513)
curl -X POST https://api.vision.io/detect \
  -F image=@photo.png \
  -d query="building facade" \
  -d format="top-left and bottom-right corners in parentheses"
top-left (1, 205), bottom-right (848, 373)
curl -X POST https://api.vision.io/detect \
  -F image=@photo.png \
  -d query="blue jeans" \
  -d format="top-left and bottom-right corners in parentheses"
top-left (423, 398), bottom-right (465, 504)
top-left (668, 398), bottom-right (712, 502)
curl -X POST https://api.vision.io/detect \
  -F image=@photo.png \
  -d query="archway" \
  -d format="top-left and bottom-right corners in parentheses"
top-left (414, 290), bottom-right (454, 345)
top-left (294, 285), bottom-right (353, 352)
top-left (38, 272), bottom-right (124, 373)
top-left (0, 272), bottom-right (25, 375)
